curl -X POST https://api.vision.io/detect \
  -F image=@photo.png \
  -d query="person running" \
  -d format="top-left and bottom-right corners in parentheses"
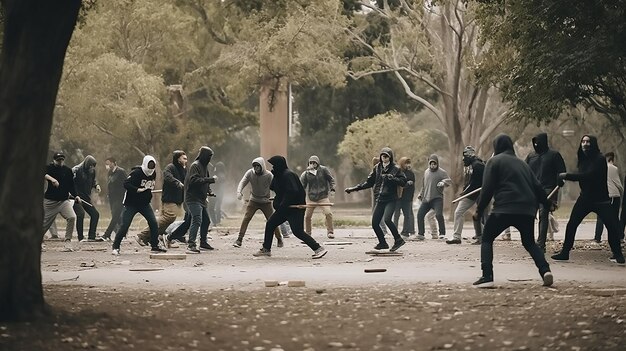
top-left (345, 147), bottom-right (407, 251)
top-left (524, 132), bottom-right (566, 251)
top-left (393, 157), bottom-right (415, 238)
top-left (72, 155), bottom-right (102, 242)
top-left (111, 155), bottom-right (166, 255)
top-left (184, 146), bottom-right (216, 254)
top-left (233, 157), bottom-right (283, 248)
top-left (42, 152), bottom-right (79, 242)
top-left (447, 146), bottom-right (485, 245)
top-left (300, 155), bottom-right (336, 239)
top-left (593, 152), bottom-right (623, 243)
top-left (102, 157), bottom-right (127, 241)
top-left (473, 134), bottom-right (554, 288)
top-left (416, 154), bottom-right (452, 240)
top-left (552, 135), bottom-right (625, 264)
top-left (253, 156), bottom-right (327, 259)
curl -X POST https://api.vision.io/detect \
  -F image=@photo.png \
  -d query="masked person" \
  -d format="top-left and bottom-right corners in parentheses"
top-left (300, 155), bottom-right (336, 239)
top-left (345, 148), bottom-right (407, 252)
top-left (184, 147), bottom-right (216, 254)
top-left (111, 155), bottom-right (166, 255)
top-left (72, 155), bottom-right (102, 242)
top-left (416, 154), bottom-right (452, 240)
top-left (102, 157), bottom-right (127, 241)
top-left (43, 152), bottom-right (79, 242)
top-left (552, 135), bottom-right (625, 264)
top-left (393, 157), bottom-right (416, 238)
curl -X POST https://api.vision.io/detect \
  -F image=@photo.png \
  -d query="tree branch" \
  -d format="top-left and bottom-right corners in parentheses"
top-left (92, 122), bottom-right (145, 157)
top-left (393, 71), bottom-right (444, 123)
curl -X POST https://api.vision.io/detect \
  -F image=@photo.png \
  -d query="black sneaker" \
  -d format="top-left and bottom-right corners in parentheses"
top-left (374, 242), bottom-right (389, 250)
top-left (446, 239), bottom-right (462, 244)
top-left (199, 243), bottom-right (214, 251)
top-left (390, 239), bottom-right (405, 252)
top-left (473, 276), bottom-right (494, 288)
top-left (609, 255), bottom-right (625, 264)
top-left (551, 252), bottom-right (569, 261)
top-left (471, 239), bottom-right (482, 245)
top-left (186, 246), bottom-right (200, 254)
top-left (150, 247), bottom-right (167, 254)
top-left (253, 248), bottom-right (271, 257)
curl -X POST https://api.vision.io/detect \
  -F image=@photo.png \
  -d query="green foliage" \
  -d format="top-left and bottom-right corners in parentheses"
top-left (338, 111), bottom-right (447, 171)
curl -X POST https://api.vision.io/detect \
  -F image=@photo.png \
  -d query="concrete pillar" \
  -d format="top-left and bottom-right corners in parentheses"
top-left (259, 78), bottom-right (289, 162)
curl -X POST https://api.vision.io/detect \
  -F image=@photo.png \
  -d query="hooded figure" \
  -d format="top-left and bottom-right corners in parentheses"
top-left (393, 157), bottom-right (416, 236)
top-left (268, 156), bottom-right (306, 212)
top-left (161, 151), bottom-right (186, 205)
top-left (300, 155), bottom-right (336, 238)
top-left (416, 153), bottom-right (451, 239)
top-left (73, 155), bottom-right (99, 201)
top-left (525, 133), bottom-right (566, 192)
top-left (184, 147), bottom-right (215, 207)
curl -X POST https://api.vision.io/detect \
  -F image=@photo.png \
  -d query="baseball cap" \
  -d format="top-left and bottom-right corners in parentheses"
top-left (53, 152), bottom-right (65, 160)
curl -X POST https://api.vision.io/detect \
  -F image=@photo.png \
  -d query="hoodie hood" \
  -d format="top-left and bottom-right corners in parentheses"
top-left (268, 155), bottom-right (288, 174)
top-left (308, 155), bottom-right (320, 165)
top-left (75, 155), bottom-right (97, 172)
top-left (493, 134), bottom-right (515, 155)
top-left (172, 150), bottom-right (186, 167)
top-left (252, 157), bottom-right (267, 173)
top-left (398, 157), bottom-right (411, 170)
top-left (428, 154), bottom-right (439, 171)
top-left (379, 147), bottom-right (395, 164)
top-left (196, 146), bottom-right (213, 166)
top-left (532, 133), bottom-right (549, 154)
top-left (141, 155), bottom-right (157, 176)
top-left (577, 134), bottom-right (600, 163)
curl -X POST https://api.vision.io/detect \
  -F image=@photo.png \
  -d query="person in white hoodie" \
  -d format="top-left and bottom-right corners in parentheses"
top-left (233, 157), bottom-right (283, 248)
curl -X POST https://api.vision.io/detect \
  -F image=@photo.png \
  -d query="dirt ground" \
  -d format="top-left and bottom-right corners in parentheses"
top-left (2, 212), bottom-right (626, 350)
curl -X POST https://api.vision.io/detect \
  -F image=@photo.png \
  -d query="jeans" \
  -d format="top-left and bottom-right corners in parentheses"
top-left (238, 200), bottom-right (280, 240)
top-left (417, 198), bottom-right (445, 236)
top-left (74, 200), bottom-right (100, 240)
top-left (304, 197), bottom-right (334, 235)
top-left (393, 200), bottom-right (415, 235)
top-left (263, 209), bottom-right (320, 251)
top-left (481, 213), bottom-right (550, 278)
top-left (452, 198), bottom-right (482, 240)
top-left (103, 199), bottom-right (123, 238)
top-left (594, 197), bottom-right (621, 241)
top-left (186, 202), bottom-right (210, 248)
top-left (372, 200), bottom-right (402, 244)
top-left (42, 199), bottom-right (76, 240)
top-left (112, 204), bottom-right (158, 250)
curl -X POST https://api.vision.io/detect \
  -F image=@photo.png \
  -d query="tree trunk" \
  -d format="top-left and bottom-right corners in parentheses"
top-left (0, 0), bottom-right (81, 322)
top-left (259, 77), bottom-right (289, 160)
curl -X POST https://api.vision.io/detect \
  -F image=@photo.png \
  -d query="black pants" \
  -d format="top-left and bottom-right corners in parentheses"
top-left (481, 213), bottom-right (550, 278)
top-left (112, 204), bottom-right (158, 250)
top-left (74, 200), bottom-right (100, 240)
top-left (372, 200), bottom-right (402, 244)
top-left (103, 199), bottom-right (123, 238)
top-left (168, 211), bottom-right (192, 242)
top-left (393, 200), bottom-right (415, 234)
top-left (417, 198), bottom-right (445, 236)
top-left (536, 202), bottom-right (550, 249)
top-left (594, 197), bottom-right (621, 241)
top-left (562, 198), bottom-right (623, 258)
top-left (263, 208), bottom-right (320, 251)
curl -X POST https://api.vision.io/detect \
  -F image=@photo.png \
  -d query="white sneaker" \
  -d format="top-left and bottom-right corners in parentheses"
top-left (312, 246), bottom-right (328, 259)
top-left (111, 249), bottom-right (120, 256)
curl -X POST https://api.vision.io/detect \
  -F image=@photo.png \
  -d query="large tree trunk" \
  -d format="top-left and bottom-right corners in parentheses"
top-left (0, 0), bottom-right (81, 321)
top-left (259, 77), bottom-right (289, 160)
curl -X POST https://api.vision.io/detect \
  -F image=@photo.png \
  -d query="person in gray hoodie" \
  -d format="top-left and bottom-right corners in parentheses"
top-left (416, 154), bottom-right (452, 240)
top-left (184, 146), bottom-right (216, 253)
top-left (301, 155), bottom-right (336, 239)
top-left (233, 157), bottom-right (283, 248)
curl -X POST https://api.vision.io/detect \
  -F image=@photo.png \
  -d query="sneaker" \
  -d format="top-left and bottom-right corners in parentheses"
top-left (199, 243), bottom-right (214, 251)
top-left (551, 252), bottom-right (569, 261)
top-left (471, 239), bottom-right (482, 245)
top-left (439, 234), bottom-right (445, 240)
top-left (93, 237), bottom-right (104, 242)
top-left (312, 246), bottom-right (328, 259)
top-left (277, 239), bottom-right (284, 248)
top-left (327, 232), bottom-right (335, 239)
top-left (446, 239), bottom-right (462, 244)
top-left (609, 256), bottom-right (625, 264)
top-left (416, 235), bottom-right (425, 241)
top-left (100, 236), bottom-right (112, 242)
top-left (390, 239), bottom-right (405, 252)
top-left (233, 239), bottom-right (242, 248)
top-left (593, 239), bottom-right (601, 243)
top-left (542, 272), bottom-right (553, 287)
top-left (400, 233), bottom-right (410, 239)
top-left (253, 248), bottom-right (271, 257)
top-left (374, 242), bottom-right (389, 250)
top-left (111, 248), bottom-right (120, 256)
top-left (473, 276), bottom-right (494, 288)
top-left (431, 234), bottom-right (439, 240)
top-left (162, 235), bottom-right (172, 249)
top-left (135, 236), bottom-right (148, 247)
top-left (150, 247), bottom-right (167, 254)
top-left (186, 247), bottom-right (200, 254)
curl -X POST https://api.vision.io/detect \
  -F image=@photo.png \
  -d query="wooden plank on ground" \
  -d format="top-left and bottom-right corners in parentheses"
top-left (149, 253), bottom-right (186, 260)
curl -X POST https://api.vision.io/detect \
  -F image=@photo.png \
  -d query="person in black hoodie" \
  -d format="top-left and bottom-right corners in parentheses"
top-left (72, 155), bottom-right (102, 242)
top-left (111, 155), bottom-right (166, 255)
top-left (43, 152), bottom-right (79, 242)
top-left (473, 134), bottom-right (554, 288)
top-left (184, 147), bottom-right (216, 253)
top-left (551, 135), bottom-right (625, 263)
top-left (393, 157), bottom-right (415, 237)
top-left (137, 150), bottom-right (188, 246)
top-left (253, 155), bottom-right (328, 259)
top-left (345, 147), bottom-right (407, 252)
top-left (524, 133), bottom-right (566, 251)
top-left (102, 157), bottom-right (127, 241)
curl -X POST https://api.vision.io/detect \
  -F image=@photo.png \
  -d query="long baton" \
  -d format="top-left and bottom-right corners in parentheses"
top-left (547, 186), bottom-right (560, 200)
top-left (452, 188), bottom-right (481, 204)
top-left (70, 196), bottom-right (94, 208)
top-left (289, 203), bottom-right (335, 209)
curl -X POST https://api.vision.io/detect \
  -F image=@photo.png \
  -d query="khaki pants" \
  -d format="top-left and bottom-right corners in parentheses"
top-left (139, 202), bottom-right (182, 241)
top-left (42, 199), bottom-right (76, 241)
top-left (304, 197), bottom-right (333, 235)
top-left (238, 200), bottom-right (280, 240)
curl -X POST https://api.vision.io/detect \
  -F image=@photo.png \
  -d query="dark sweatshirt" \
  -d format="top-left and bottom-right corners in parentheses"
top-left (123, 165), bottom-right (157, 208)
top-left (460, 157), bottom-right (485, 201)
top-left (562, 135), bottom-right (610, 203)
top-left (477, 134), bottom-right (550, 217)
top-left (397, 157), bottom-right (415, 201)
top-left (352, 147), bottom-right (407, 203)
top-left (268, 155), bottom-right (306, 212)
top-left (184, 147), bottom-right (215, 207)
top-left (524, 133), bottom-right (566, 191)
top-left (162, 150), bottom-right (186, 205)
top-left (107, 166), bottom-right (127, 205)
top-left (72, 155), bottom-right (98, 202)
top-left (45, 163), bottom-right (77, 201)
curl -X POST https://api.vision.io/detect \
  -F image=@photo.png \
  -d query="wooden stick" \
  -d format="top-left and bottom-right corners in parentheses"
top-left (452, 188), bottom-right (481, 203)
top-left (289, 203), bottom-right (334, 209)
top-left (70, 196), bottom-right (93, 207)
top-left (547, 186), bottom-right (560, 200)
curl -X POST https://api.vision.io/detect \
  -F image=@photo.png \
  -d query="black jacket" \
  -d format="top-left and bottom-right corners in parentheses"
top-left (477, 134), bottom-right (550, 217)
top-left (184, 147), bottom-right (215, 207)
top-left (72, 155), bottom-right (98, 202)
top-left (352, 147), bottom-right (407, 203)
top-left (268, 155), bottom-right (306, 212)
top-left (123, 166), bottom-right (157, 207)
top-left (107, 166), bottom-right (127, 205)
top-left (460, 158), bottom-right (485, 201)
top-left (563, 135), bottom-right (610, 203)
top-left (525, 133), bottom-right (566, 191)
top-left (162, 151), bottom-right (186, 205)
top-left (45, 163), bottom-right (77, 201)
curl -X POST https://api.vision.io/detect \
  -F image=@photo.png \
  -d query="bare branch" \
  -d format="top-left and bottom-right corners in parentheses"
top-left (393, 71), bottom-right (444, 123)
top-left (92, 122), bottom-right (145, 157)
top-left (478, 109), bottom-right (510, 146)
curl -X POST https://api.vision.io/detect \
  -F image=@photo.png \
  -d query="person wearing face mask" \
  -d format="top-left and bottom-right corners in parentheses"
top-left (43, 152), bottom-right (79, 242)
top-left (102, 157), bottom-right (127, 241)
top-left (552, 135), bottom-right (625, 264)
top-left (111, 155), bottom-right (166, 255)
top-left (416, 154), bottom-right (452, 240)
top-left (300, 155), bottom-right (336, 239)
top-left (137, 150), bottom-right (188, 247)
top-left (233, 157), bottom-right (283, 248)
top-left (393, 157), bottom-right (416, 238)
top-left (184, 146), bottom-right (217, 254)
top-left (72, 155), bottom-right (102, 242)
top-left (447, 146), bottom-right (485, 245)
top-left (345, 148), bottom-right (407, 252)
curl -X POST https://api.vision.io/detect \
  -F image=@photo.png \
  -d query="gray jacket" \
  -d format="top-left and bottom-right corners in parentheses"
top-left (300, 156), bottom-right (336, 202)
top-left (237, 157), bottom-right (273, 204)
